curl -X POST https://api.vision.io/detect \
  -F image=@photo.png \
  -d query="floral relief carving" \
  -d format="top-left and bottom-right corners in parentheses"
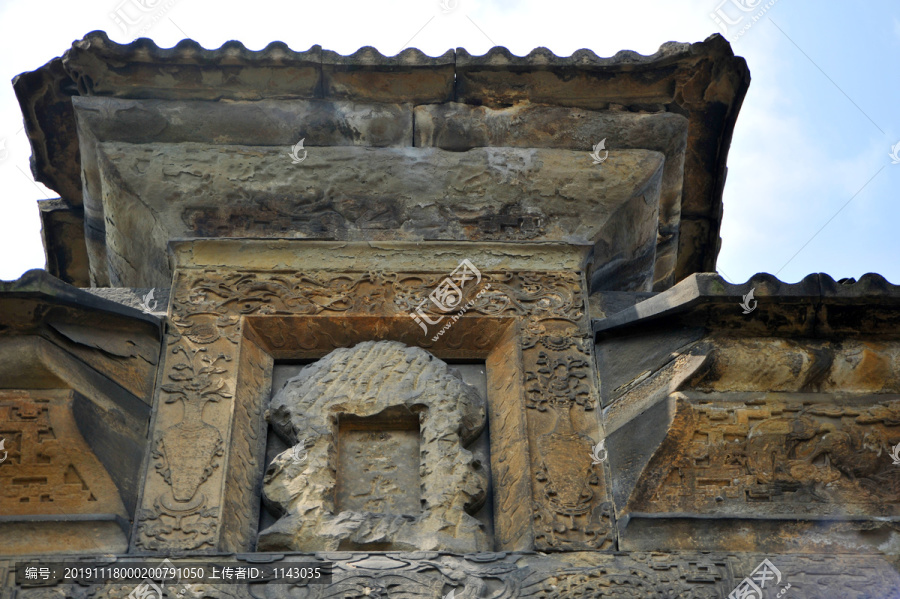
top-left (136, 345), bottom-right (232, 550)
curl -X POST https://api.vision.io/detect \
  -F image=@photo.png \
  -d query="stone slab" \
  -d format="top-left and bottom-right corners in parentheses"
top-left (93, 143), bottom-right (663, 288)
top-left (73, 96), bottom-right (414, 147)
top-left (415, 103), bottom-right (688, 289)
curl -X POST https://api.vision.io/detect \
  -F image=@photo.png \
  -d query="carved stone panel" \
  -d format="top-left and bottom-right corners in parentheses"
top-left (611, 390), bottom-right (900, 552)
top-left (261, 340), bottom-right (489, 552)
top-left (0, 390), bottom-right (129, 555)
top-left (336, 415), bottom-right (422, 515)
top-left (131, 241), bottom-right (612, 553)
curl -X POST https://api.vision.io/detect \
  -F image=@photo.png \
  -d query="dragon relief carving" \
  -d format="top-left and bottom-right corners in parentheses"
top-left (137, 345), bottom-right (232, 550)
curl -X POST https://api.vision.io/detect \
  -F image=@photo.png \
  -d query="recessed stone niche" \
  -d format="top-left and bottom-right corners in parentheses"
top-left (259, 340), bottom-right (490, 552)
top-left (336, 407), bottom-right (421, 516)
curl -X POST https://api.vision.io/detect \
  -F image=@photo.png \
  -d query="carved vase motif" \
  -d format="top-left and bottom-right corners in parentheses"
top-left (160, 416), bottom-right (222, 502)
top-left (538, 405), bottom-right (594, 516)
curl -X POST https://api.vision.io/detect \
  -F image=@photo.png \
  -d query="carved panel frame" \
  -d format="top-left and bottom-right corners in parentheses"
top-left (130, 241), bottom-right (614, 553)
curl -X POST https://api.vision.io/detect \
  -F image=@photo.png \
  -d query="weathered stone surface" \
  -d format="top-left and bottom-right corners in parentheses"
top-left (0, 269), bottom-right (161, 402)
top-left (456, 37), bottom-right (749, 282)
top-left (0, 519), bottom-right (129, 557)
top-left (594, 272), bottom-right (900, 555)
top-left (72, 96), bottom-right (414, 285)
top-left (612, 390), bottom-right (900, 553)
top-left (321, 47), bottom-right (455, 103)
top-left (588, 289), bottom-right (657, 320)
top-left (0, 271), bottom-right (160, 555)
top-left (93, 143), bottom-right (663, 288)
top-left (12, 57), bottom-right (82, 206)
top-left (261, 340), bottom-right (488, 552)
top-left (593, 272), bottom-right (900, 338)
top-left (169, 240), bottom-right (591, 275)
top-left (0, 390), bottom-right (126, 517)
top-left (0, 390), bottom-right (130, 556)
top-left (73, 96), bottom-right (414, 147)
top-left (64, 34), bottom-right (323, 101)
top-left (14, 32), bottom-right (748, 291)
top-left (38, 198), bottom-right (89, 287)
top-left (84, 286), bottom-right (170, 315)
top-left (416, 103), bottom-right (689, 290)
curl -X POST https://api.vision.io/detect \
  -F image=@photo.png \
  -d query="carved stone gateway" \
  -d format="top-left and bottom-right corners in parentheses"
top-left (7, 31), bottom-right (900, 599)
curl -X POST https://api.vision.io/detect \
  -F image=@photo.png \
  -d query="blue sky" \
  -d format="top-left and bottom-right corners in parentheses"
top-left (0, 0), bottom-right (897, 285)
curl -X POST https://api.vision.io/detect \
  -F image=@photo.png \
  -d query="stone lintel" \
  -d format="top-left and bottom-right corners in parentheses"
top-left (168, 240), bottom-right (593, 274)
top-left (93, 144), bottom-right (661, 288)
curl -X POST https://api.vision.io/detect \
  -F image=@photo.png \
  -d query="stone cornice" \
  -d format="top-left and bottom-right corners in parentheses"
top-left (593, 272), bottom-right (900, 338)
top-left (14, 32), bottom-right (749, 287)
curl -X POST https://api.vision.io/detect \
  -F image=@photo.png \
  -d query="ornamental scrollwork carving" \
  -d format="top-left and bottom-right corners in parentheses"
top-left (169, 270), bottom-right (585, 327)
